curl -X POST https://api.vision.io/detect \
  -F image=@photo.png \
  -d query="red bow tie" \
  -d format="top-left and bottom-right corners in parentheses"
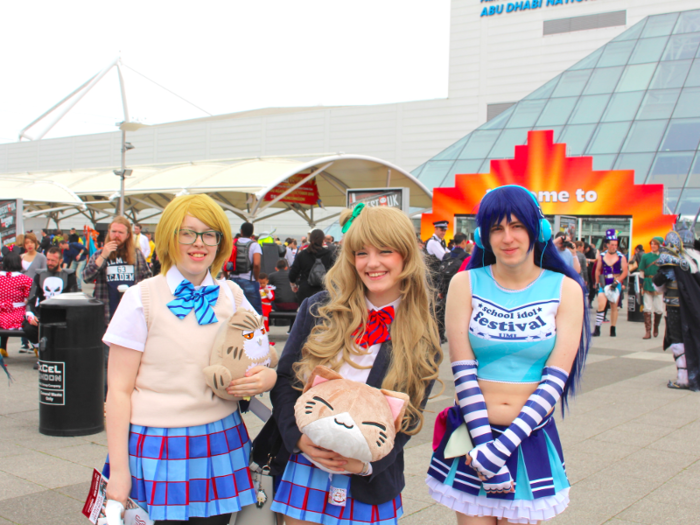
top-left (354, 306), bottom-right (395, 349)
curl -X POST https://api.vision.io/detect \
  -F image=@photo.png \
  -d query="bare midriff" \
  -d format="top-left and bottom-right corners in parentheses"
top-left (479, 379), bottom-right (539, 426)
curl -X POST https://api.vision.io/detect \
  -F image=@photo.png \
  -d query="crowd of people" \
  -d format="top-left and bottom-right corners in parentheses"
top-left (1, 189), bottom-right (699, 525)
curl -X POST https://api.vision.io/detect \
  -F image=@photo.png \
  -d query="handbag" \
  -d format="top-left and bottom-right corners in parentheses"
top-left (230, 461), bottom-right (277, 525)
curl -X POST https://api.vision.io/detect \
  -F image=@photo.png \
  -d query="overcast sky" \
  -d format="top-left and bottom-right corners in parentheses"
top-left (0, 1), bottom-right (450, 143)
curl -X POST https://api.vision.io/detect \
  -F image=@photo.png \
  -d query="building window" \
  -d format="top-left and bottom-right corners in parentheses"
top-left (544, 11), bottom-right (627, 36)
top-left (487, 103), bottom-right (516, 121)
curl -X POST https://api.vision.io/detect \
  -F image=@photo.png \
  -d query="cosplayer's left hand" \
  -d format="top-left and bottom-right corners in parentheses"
top-left (464, 455), bottom-right (514, 493)
top-left (226, 366), bottom-right (277, 397)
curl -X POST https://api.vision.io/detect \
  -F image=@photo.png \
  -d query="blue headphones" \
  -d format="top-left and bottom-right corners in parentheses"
top-left (473, 185), bottom-right (552, 249)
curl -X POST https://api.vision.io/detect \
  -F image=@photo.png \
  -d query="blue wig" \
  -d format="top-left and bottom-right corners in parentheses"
top-left (466, 186), bottom-right (590, 415)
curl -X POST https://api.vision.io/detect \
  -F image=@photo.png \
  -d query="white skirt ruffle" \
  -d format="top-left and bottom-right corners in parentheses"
top-left (426, 476), bottom-right (569, 524)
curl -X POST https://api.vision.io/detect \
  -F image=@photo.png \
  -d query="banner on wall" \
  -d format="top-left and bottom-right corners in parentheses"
top-left (264, 174), bottom-right (320, 206)
top-left (347, 187), bottom-right (410, 214)
top-left (421, 130), bottom-right (677, 252)
top-left (0, 199), bottom-right (23, 247)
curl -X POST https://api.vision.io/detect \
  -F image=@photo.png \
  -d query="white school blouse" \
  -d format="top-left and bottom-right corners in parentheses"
top-left (103, 266), bottom-right (254, 352)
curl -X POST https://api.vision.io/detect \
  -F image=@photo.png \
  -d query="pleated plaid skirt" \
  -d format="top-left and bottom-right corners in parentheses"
top-left (426, 406), bottom-right (570, 524)
top-left (103, 411), bottom-right (256, 521)
top-left (271, 454), bottom-right (403, 525)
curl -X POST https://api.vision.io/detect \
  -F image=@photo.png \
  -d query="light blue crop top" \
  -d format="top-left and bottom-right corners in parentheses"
top-left (468, 266), bottom-right (564, 383)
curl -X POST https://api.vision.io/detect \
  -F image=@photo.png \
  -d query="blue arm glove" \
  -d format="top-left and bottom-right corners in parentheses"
top-left (453, 360), bottom-right (513, 493)
top-left (468, 366), bottom-right (569, 479)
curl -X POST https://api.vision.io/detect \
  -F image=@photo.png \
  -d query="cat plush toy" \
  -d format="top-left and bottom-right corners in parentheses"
top-left (294, 366), bottom-right (409, 470)
top-left (204, 308), bottom-right (278, 400)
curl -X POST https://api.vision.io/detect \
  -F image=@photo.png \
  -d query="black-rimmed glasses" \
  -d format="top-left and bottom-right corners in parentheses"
top-left (177, 229), bottom-right (222, 246)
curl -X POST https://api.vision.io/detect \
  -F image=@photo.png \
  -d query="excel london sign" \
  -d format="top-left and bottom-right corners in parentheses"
top-left (480, 0), bottom-right (596, 18)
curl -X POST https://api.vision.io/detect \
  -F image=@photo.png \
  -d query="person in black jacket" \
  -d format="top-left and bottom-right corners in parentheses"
top-left (288, 228), bottom-right (334, 304)
top-left (268, 259), bottom-right (298, 311)
top-left (263, 205), bottom-right (442, 524)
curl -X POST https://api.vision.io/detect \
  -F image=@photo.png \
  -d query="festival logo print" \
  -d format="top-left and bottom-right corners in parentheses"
top-left (470, 296), bottom-right (558, 342)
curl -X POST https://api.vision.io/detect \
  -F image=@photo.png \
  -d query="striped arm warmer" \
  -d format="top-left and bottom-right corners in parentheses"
top-left (468, 366), bottom-right (569, 479)
top-left (453, 360), bottom-right (513, 492)
top-left (452, 360), bottom-right (492, 445)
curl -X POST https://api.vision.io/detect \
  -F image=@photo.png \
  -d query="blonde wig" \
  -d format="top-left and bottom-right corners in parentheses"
top-left (294, 206), bottom-right (442, 435)
top-left (106, 216), bottom-right (136, 265)
top-left (155, 194), bottom-right (232, 277)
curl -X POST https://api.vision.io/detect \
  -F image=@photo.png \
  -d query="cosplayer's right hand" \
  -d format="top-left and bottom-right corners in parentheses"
top-left (297, 434), bottom-right (348, 472)
top-left (105, 470), bottom-right (131, 513)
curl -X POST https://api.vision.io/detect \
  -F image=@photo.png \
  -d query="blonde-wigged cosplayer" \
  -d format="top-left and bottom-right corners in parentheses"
top-left (293, 205), bottom-right (442, 435)
top-left (155, 194), bottom-right (233, 277)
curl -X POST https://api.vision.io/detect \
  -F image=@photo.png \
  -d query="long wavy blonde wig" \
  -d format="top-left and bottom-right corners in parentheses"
top-left (294, 206), bottom-right (442, 435)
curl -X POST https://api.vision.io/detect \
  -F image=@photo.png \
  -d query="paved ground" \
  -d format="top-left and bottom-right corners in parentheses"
top-left (0, 310), bottom-right (698, 524)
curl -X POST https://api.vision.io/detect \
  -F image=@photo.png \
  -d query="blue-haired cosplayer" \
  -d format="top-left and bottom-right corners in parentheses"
top-left (426, 185), bottom-right (590, 524)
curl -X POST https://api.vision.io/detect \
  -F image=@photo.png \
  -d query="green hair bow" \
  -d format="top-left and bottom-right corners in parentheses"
top-left (342, 203), bottom-right (365, 234)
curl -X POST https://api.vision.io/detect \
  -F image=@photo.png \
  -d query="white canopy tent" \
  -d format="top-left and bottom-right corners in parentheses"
top-left (3, 154), bottom-right (432, 228)
top-left (0, 177), bottom-right (85, 226)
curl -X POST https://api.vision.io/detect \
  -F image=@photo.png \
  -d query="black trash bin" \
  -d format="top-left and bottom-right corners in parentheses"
top-left (627, 273), bottom-right (644, 323)
top-left (38, 293), bottom-right (105, 436)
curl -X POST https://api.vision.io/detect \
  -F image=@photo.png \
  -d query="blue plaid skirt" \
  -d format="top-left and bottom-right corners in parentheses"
top-left (271, 454), bottom-right (403, 525)
top-left (103, 411), bottom-right (256, 521)
top-left (426, 406), bottom-right (569, 524)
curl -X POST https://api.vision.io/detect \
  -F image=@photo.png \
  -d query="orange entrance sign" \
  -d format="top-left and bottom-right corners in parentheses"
top-left (421, 130), bottom-right (677, 251)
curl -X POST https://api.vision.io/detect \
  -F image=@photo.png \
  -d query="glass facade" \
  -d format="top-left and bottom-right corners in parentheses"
top-left (414, 9), bottom-right (700, 217)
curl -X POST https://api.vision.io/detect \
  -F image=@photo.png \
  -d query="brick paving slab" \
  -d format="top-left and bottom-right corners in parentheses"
top-left (0, 312), bottom-right (698, 524)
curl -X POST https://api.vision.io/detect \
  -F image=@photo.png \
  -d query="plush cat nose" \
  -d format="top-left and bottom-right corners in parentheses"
top-left (332, 412), bottom-right (356, 430)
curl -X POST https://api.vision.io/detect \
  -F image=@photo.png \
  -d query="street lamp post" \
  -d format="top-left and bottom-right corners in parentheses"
top-left (114, 121), bottom-right (146, 216)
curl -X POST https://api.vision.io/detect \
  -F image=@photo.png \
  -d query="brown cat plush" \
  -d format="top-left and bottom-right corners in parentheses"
top-left (204, 308), bottom-right (278, 400)
top-left (294, 366), bottom-right (409, 468)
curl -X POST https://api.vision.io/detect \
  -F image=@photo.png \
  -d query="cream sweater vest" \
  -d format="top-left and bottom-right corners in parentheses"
top-left (130, 274), bottom-right (244, 428)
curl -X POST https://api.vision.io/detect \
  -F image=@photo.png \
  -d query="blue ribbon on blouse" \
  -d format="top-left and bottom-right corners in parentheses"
top-left (166, 280), bottom-right (220, 325)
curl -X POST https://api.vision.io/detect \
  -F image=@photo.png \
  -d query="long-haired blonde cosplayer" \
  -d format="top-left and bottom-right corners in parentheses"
top-left (155, 194), bottom-right (233, 277)
top-left (293, 205), bottom-right (442, 435)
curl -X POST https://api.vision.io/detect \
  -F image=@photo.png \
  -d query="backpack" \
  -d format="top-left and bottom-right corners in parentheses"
top-left (437, 253), bottom-right (467, 295)
top-left (307, 255), bottom-right (327, 287)
top-left (232, 239), bottom-right (254, 274)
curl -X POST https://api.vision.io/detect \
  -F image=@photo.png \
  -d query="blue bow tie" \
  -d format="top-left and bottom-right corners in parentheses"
top-left (166, 280), bottom-right (220, 325)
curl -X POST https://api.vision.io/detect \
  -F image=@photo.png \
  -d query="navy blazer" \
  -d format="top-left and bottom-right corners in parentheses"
top-left (269, 291), bottom-right (436, 506)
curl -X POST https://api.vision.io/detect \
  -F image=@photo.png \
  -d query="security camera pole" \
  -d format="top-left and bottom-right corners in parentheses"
top-left (114, 121), bottom-right (144, 216)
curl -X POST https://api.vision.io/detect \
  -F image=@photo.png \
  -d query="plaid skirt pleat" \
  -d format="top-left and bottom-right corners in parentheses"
top-left (103, 411), bottom-right (256, 521)
top-left (271, 453), bottom-right (403, 525)
top-left (426, 405), bottom-right (570, 524)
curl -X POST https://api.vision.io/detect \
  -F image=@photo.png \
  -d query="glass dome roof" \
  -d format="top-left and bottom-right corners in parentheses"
top-left (414, 9), bottom-right (700, 218)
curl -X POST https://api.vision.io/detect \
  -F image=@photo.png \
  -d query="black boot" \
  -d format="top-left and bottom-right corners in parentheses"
top-left (610, 326), bottom-right (616, 337)
top-left (593, 325), bottom-right (601, 337)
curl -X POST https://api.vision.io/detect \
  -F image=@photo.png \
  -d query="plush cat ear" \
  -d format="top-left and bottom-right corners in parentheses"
top-left (381, 390), bottom-right (410, 431)
top-left (303, 365), bottom-right (344, 393)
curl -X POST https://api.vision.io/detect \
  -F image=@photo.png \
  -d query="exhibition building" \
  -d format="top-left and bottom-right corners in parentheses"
top-left (1, 0), bottom-right (700, 240)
